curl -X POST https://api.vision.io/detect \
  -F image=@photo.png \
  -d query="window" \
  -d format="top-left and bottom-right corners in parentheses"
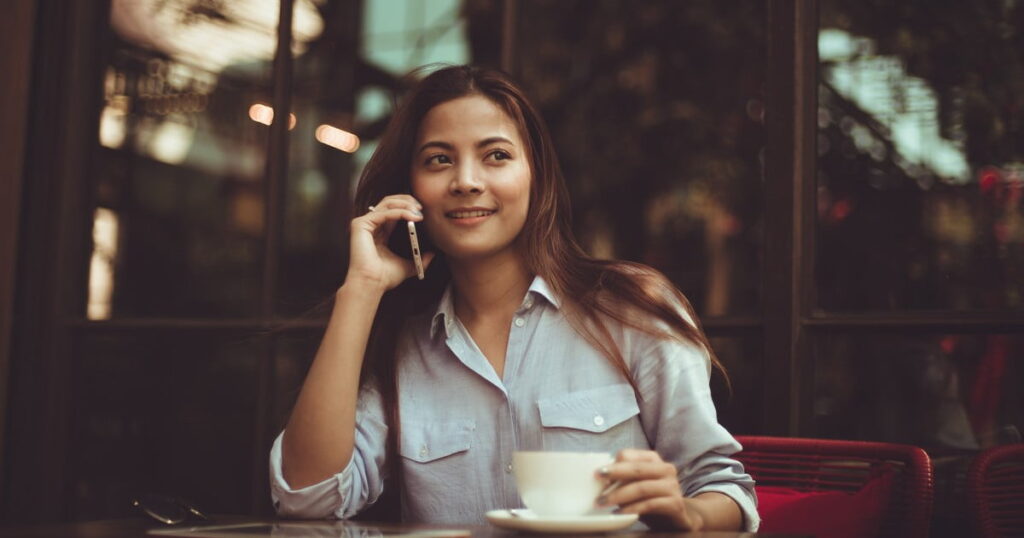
top-left (812, 0), bottom-right (1024, 448)
top-left (6, 0), bottom-right (1021, 529)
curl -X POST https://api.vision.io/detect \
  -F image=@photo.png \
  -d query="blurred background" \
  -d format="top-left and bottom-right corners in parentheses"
top-left (0, 0), bottom-right (1020, 535)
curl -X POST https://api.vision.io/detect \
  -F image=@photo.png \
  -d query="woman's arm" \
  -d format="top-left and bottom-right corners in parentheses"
top-left (281, 195), bottom-right (428, 490)
top-left (281, 282), bottom-right (384, 489)
top-left (685, 491), bottom-right (743, 531)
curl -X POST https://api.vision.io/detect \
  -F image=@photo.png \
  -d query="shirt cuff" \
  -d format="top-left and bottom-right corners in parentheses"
top-left (694, 483), bottom-right (761, 532)
top-left (269, 432), bottom-right (352, 519)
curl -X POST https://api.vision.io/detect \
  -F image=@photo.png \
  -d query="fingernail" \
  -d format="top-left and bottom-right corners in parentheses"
top-left (413, 210), bottom-right (422, 217)
top-left (597, 466), bottom-right (610, 476)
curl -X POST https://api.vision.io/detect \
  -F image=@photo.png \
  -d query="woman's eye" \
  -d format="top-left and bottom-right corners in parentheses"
top-left (488, 150), bottom-right (511, 161)
top-left (425, 154), bottom-right (451, 166)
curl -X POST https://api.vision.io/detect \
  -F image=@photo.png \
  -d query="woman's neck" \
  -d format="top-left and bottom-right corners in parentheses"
top-left (449, 251), bottom-right (533, 325)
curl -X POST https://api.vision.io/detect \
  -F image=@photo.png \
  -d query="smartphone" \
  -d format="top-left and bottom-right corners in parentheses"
top-left (407, 220), bottom-right (425, 280)
top-left (387, 215), bottom-right (431, 280)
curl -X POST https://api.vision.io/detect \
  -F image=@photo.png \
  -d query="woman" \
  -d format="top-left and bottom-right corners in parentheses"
top-left (270, 65), bottom-right (759, 532)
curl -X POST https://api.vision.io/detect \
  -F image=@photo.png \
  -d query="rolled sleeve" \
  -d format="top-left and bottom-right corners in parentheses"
top-left (632, 335), bottom-right (761, 532)
top-left (269, 385), bottom-right (389, 519)
top-left (269, 432), bottom-right (350, 518)
top-left (683, 454), bottom-right (760, 532)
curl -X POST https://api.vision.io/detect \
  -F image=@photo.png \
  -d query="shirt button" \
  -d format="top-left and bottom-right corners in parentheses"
top-left (593, 415), bottom-right (605, 427)
top-left (506, 463), bottom-right (513, 474)
top-left (514, 317), bottom-right (525, 327)
top-left (524, 298), bottom-right (534, 309)
top-left (419, 445), bottom-right (428, 458)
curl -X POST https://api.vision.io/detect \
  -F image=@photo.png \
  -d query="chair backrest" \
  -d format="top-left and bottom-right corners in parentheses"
top-left (967, 443), bottom-right (1024, 538)
top-left (735, 435), bottom-right (934, 538)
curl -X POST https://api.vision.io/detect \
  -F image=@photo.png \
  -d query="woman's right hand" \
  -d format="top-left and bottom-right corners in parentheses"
top-left (345, 194), bottom-right (435, 292)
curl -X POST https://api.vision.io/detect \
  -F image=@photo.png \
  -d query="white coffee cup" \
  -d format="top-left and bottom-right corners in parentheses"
top-left (513, 451), bottom-right (613, 517)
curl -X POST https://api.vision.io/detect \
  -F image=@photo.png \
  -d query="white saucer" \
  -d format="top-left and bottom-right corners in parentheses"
top-left (485, 509), bottom-right (639, 533)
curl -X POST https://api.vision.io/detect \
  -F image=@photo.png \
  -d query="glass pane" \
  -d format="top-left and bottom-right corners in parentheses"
top-left (70, 330), bottom-right (262, 520)
top-left (812, 332), bottom-right (1023, 451)
top-left (708, 333), bottom-right (763, 435)
top-left (88, 1), bottom-right (281, 318)
top-left (271, 330), bottom-right (320, 439)
top-left (278, 0), bottom-right (501, 313)
top-left (516, 0), bottom-right (766, 318)
top-left (817, 1), bottom-right (1024, 311)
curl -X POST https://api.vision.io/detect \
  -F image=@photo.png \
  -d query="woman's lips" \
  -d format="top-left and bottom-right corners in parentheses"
top-left (446, 209), bottom-right (495, 218)
top-left (445, 208), bottom-right (496, 225)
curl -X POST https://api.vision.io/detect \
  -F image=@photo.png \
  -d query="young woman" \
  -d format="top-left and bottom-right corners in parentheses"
top-left (270, 65), bottom-right (759, 532)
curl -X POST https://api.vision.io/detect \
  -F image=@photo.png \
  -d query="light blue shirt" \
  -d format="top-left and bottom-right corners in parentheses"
top-left (270, 276), bottom-right (760, 531)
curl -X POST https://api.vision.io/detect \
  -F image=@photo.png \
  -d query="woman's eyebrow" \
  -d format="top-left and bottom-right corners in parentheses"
top-left (417, 136), bottom-right (515, 154)
top-left (477, 136), bottom-right (514, 148)
top-left (417, 140), bottom-right (453, 154)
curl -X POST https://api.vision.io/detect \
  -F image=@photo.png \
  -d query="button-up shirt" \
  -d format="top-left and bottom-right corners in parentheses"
top-left (270, 276), bottom-right (760, 530)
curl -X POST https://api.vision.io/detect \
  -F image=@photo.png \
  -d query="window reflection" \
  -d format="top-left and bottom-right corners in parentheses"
top-left (87, 208), bottom-right (121, 320)
top-left (820, 28), bottom-right (970, 183)
top-left (361, 0), bottom-right (470, 75)
top-left (315, 124), bottom-right (361, 153)
top-left (813, 332), bottom-right (1023, 451)
top-left (817, 1), bottom-right (1024, 311)
top-left (708, 335), bottom-right (762, 434)
top-left (92, 0), bottom-right (294, 317)
top-left (516, 0), bottom-right (766, 318)
top-left (110, 0), bottom-right (323, 73)
top-left (248, 104), bottom-right (297, 129)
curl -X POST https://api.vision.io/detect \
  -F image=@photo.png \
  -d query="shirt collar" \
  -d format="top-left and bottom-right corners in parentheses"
top-left (429, 275), bottom-right (561, 339)
top-left (430, 284), bottom-right (458, 340)
top-left (527, 275), bottom-right (561, 309)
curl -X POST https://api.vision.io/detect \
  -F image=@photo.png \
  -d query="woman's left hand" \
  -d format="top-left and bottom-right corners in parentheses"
top-left (595, 449), bottom-right (702, 531)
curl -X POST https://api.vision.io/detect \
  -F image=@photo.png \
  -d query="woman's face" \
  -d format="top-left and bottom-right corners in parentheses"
top-left (410, 94), bottom-right (532, 263)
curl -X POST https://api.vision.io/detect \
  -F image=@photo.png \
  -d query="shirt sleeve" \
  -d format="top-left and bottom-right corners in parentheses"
top-left (269, 383), bottom-right (389, 519)
top-left (631, 333), bottom-right (761, 532)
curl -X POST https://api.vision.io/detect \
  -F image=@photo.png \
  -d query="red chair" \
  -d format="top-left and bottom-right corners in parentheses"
top-left (967, 443), bottom-right (1024, 538)
top-left (735, 436), bottom-right (934, 538)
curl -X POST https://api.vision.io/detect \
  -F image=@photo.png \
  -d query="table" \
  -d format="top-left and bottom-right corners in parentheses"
top-left (0, 518), bottom-right (806, 537)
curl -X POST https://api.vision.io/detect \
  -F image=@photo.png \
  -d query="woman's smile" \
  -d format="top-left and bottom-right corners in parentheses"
top-left (445, 206), bottom-right (498, 225)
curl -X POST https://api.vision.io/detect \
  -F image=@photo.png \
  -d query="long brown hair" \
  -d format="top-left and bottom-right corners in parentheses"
top-left (352, 64), bottom-right (726, 513)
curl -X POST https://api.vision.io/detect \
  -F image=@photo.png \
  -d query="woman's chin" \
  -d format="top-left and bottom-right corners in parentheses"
top-left (438, 243), bottom-right (520, 264)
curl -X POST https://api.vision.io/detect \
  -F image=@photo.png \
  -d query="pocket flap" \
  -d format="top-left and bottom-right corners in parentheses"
top-left (399, 419), bottom-right (475, 463)
top-left (537, 384), bottom-right (640, 433)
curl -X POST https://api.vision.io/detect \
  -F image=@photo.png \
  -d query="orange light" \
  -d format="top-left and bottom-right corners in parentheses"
top-left (315, 124), bottom-right (360, 153)
top-left (248, 104), bottom-right (296, 129)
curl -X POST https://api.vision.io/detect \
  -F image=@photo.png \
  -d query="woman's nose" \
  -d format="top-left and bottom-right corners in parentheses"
top-left (450, 163), bottom-right (484, 194)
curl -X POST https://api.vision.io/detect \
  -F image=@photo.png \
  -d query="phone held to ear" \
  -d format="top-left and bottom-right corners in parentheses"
top-left (387, 217), bottom-right (430, 280)
top-left (407, 221), bottom-right (425, 280)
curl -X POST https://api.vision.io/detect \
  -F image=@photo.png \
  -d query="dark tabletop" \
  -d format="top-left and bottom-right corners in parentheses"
top-left (0, 518), bottom-right (805, 538)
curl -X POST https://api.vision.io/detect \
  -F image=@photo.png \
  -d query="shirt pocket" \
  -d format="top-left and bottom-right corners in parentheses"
top-left (537, 384), bottom-right (641, 451)
top-left (398, 419), bottom-right (476, 502)
top-left (399, 419), bottom-right (475, 464)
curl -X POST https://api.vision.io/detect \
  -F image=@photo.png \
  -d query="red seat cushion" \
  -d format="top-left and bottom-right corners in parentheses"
top-left (756, 472), bottom-right (894, 538)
